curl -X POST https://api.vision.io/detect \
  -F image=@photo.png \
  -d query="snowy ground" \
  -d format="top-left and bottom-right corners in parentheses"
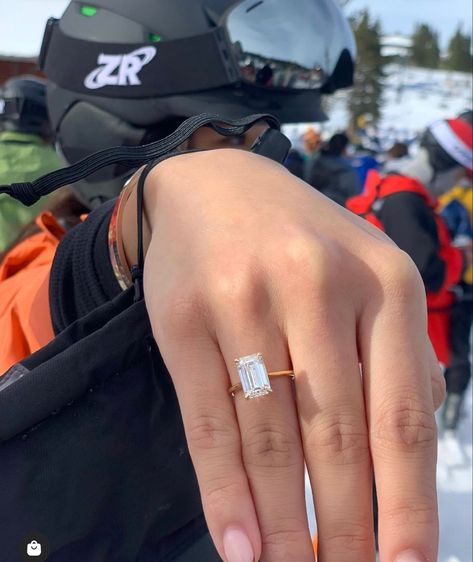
top-left (284, 64), bottom-right (473, 151)
top-left (305, 382), bottom-right (473, 561)
top-left (437, 383), bottom-right (473, 562)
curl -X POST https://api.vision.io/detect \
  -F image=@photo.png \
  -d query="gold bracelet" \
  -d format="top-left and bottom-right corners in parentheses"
top-left (108, 177), bottom-right (136, 290)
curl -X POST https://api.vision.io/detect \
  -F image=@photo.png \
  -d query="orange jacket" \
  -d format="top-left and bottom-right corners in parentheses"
top-left (0, 212), bottom-right (63, 374)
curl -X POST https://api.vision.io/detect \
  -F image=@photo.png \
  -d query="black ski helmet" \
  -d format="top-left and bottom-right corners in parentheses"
top-left (41, 0), bottom-right (356, 205)
top-left (0, 76), bottom-right (52, 138)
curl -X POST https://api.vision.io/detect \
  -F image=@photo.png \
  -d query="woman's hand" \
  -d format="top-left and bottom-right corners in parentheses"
top-left (130, 149), bottom-right (444, 562)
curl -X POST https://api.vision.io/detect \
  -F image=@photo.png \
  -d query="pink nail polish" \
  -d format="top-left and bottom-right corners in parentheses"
top-left (223, 526), bottom-right (255, 562)
top-left (395, 550), bottom-right (427, 562)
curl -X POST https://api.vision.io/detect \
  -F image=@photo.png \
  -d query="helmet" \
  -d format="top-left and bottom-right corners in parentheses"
top-left (0, 76), bottom-right (52, 138)
top-left (421, 114), bottom-right (473, 175)
top-left (459, 110), bottom-right (473, 126)
top-left (40, 0), bottom-right (356, 206)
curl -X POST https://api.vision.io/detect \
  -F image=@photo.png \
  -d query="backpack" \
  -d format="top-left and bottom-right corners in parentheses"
top-left (347, 170), bottom-right (462, 365)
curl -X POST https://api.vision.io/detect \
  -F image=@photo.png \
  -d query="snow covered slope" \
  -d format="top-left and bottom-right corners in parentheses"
top-left (284, 64), bottom-right (472, 149)
top-left (437, 383), bottom-right (472, 562)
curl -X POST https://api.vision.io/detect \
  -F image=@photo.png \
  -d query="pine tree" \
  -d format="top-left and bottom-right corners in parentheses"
top-left (349, 10), bottom-right (384, 128)
top-left (411, 24), bottom-right (440, 69)
top-left (445, 26), bottom-right (473, 72)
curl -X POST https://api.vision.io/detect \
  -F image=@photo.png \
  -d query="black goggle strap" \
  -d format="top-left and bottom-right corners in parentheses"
top-left (0, 113), bottom-right (279, 206)
top-left (40, 18), bottom-right (236, 98)
top-left (131, 125), bottom-right (292, 302)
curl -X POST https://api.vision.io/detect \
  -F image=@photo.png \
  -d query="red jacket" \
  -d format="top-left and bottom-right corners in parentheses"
top-left (347, 171), bottom-right (463, 365)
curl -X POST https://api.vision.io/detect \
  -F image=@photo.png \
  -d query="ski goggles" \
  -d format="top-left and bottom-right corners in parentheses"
top-left (0, 97), bottom-right (22, 120)
top-left (40, 0), bottom-right (355, 99)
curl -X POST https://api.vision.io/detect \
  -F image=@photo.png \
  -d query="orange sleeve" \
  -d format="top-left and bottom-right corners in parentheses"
top-left (0, 212), bottom-right (65, 374)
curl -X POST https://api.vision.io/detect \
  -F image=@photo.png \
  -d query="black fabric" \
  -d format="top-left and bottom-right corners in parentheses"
top-left (50, 199), bottom-right (121, 333)
top-left (378, 192), bottom-right (446, 292)
top-left (444, 287), bottom-right (473, 395)
top-left (0, 286), bottom-right (219, 561)
top-left (285, 149), bottom-right (305, 180)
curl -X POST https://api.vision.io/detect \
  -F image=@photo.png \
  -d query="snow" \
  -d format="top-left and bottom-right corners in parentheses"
top-left (437, 383), bottom-right (473, 562)
top-left (381, 35), bottom-right (413, 48)
top-left (284, 64), bottom-right (472, 150)
top-left (304, 383), bottom-right (473, 561)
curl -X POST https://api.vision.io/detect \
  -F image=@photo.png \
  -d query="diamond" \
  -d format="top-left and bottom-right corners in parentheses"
top-left (236, 353), bottom-right (272, 399)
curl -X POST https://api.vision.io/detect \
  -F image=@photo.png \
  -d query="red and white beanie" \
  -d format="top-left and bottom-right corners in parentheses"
top-left (429, 118), bottom-right (473, 173)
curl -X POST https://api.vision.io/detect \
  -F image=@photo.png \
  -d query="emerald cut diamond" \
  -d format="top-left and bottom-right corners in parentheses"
top-left (236, 353), bottom-right (272, 399)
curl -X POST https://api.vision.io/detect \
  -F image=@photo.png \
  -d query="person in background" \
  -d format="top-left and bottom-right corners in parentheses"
top-left (438, 112), bottom-right (473, 431)
top-left (0, 76), bottom-right (62, 252)
top-left (308, 132), bottom-right (361, 205)
top-left (347, 114), bottom-right (473, 368)
top-left (382, 141), bottom-right (410, 174)
top-left (285, 127), bottom-right (322, 180)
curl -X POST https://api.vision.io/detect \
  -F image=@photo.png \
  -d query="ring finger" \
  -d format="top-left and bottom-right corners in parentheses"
top-left (216, 314), bottom-right (315, 562)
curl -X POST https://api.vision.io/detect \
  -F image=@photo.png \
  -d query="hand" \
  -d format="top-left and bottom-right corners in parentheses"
top-left (129, 149), bottom-right (444, 562)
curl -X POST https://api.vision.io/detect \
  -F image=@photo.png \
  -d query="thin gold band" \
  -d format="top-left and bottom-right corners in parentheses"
top-left (228, 370), bottom-right (295, 396)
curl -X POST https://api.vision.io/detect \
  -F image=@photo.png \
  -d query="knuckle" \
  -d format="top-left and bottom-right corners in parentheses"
top-left (382, 497), bottom-right (437, 528)
top-left (378, 249), bottom-right (424, 301)
top-left (203, 479), bottom-right (246, 516)
top-left (186, 412), bottom-right (236, 454)
top-left (281, 235), bottom-right (342, 295)
top-left (373, 397), bottom-right (437, 453)
top-left (260, 523), bottom-right (314, 559)
top-left (306, 414), bottom-right (369, 465)
top-left (242, 423), bottom-right (302, 469)
top-left (322, 521), bottom-right (374, 551)
top-left (210, 266), bottom-right (265, 316)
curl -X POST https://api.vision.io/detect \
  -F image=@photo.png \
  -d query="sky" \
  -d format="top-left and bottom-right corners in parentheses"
top-left (348, 0), bottom-right (472, 48)
top-left (0, 0), bottom-right (472, 57)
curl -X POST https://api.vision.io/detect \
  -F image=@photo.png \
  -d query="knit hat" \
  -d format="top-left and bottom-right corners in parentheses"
top-left (428, 118), bottom-right (473, 172)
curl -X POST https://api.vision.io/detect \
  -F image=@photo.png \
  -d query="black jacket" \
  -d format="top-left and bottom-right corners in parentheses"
top-left (308, 154), bottom-right (360, 205)
top-left (378, 191), bottom-right (446, 293)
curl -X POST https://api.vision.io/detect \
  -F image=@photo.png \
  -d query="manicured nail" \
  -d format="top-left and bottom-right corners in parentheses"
top-left (223, 526), bottom-right (254, 562)
top-left (395, 550), bottom-right (427, 562)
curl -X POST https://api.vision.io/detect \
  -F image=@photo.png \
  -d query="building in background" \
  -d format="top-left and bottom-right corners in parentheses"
top-left (381, 34), bottom-right (413, 59)
top-left (0, 55), bottom-right (41, 84)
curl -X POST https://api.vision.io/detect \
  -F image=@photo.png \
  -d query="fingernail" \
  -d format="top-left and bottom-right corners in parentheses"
top-left (223, 526), bottom-right (254, 562)
top-left (395, 550), bottom-right (427, 562)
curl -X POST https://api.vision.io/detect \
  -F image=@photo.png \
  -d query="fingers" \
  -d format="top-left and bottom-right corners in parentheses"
top-left (150, 298), bottom-right (262, 562)
top-left (427, 340), bottom-right (446, 411)
top-left (360, 254), bottom-right (439, 562)
top-left (287, 289), bottom-right (376, 562)
top-left (215, 307), bottom-right (315, 561)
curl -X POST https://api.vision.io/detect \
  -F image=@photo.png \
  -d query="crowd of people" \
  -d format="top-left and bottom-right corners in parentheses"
top-left (288, 118), bottom-right (473, 432)
top-left (0, 0), bottom-right (472, 561)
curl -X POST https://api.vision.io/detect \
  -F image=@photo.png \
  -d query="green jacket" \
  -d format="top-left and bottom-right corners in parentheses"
top-left (0, 131), bottom-right (63, 252)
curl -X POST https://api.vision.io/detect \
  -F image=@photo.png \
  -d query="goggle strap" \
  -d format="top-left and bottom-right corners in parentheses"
top-left (0, 112), bottom-right (279, 206)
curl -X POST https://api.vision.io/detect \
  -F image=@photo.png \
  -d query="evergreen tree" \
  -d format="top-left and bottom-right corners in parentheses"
top-left (445, 26), bottom-right (473, 72)
top-left (411, 24), bottom-right (440, 68)
top-left (349, 10), bottom-right (384, 128)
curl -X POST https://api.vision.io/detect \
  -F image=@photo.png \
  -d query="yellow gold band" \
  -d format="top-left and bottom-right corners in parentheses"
top-left (228, 370), bottom-right (295, 397)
